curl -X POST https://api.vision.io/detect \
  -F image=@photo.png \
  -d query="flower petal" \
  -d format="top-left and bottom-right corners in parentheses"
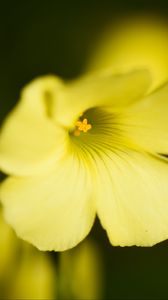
top-left (18, 75), bottom-right (63, 119)
top-left (95, 150), bottom-right (168, 246)
top-left (0, 155), bottom-right (95, 251)
top-left (56, 70), bottom-right (150, 127)
top-left (0, 76), bottom-right (67, 176)
top-left (88, 17), bottom-right (168, 90)
top-left (9, 245), bottom-right (55, 299)
top-left (121, 83), bottom-right (168, 154)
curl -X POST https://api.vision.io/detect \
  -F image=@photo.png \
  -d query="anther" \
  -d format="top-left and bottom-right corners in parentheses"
top-left (74, 118), bottom-right (92, 136)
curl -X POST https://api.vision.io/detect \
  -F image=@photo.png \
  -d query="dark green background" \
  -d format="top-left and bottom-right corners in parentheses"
top-left (1, 1), bottom-right (168, 299)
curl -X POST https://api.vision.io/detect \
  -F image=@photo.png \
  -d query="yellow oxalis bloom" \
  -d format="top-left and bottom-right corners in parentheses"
top-left (0, 69), bottom-right (168, 251)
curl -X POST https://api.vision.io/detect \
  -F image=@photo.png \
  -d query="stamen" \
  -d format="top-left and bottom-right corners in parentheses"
top-left (74, 118), bottom-right (92, 136)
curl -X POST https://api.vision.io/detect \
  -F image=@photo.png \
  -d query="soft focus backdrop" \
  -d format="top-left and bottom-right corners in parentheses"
top-left (1, 1), bottom-right (168, 299)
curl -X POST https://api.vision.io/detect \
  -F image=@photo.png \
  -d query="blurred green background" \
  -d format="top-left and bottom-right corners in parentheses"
top-left (1, 0), bottom-right (168, 299)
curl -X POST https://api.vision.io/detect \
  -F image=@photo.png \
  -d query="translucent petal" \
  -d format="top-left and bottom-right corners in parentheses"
top-left (95, 150), bottom-right (168, 246)
top-left (0, 155), bottom-right (95, 251)
top-left (56, 70), bottom-right (150, 127)
top-left (0, 76), bottom-right (67, 176)
top-left (19, 75), bottom-right (63, 118)
top-left (88, 17), bottom-right (168, 90)
top-left (121, 83), bottom-right (168, 154)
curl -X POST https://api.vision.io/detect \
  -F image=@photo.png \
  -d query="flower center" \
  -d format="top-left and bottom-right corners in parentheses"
top-left (70, 107), bottom-right (131, 160)
top-left (74, 118), bottom-right (92, 136)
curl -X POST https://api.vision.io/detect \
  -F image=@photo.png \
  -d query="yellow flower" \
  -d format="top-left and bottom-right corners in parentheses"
top-left (0, 67), bottom-right (168, 251)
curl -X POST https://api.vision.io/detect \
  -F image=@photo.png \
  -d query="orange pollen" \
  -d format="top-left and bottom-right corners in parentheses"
top-left (74, 118), bottom-right (92, 136)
